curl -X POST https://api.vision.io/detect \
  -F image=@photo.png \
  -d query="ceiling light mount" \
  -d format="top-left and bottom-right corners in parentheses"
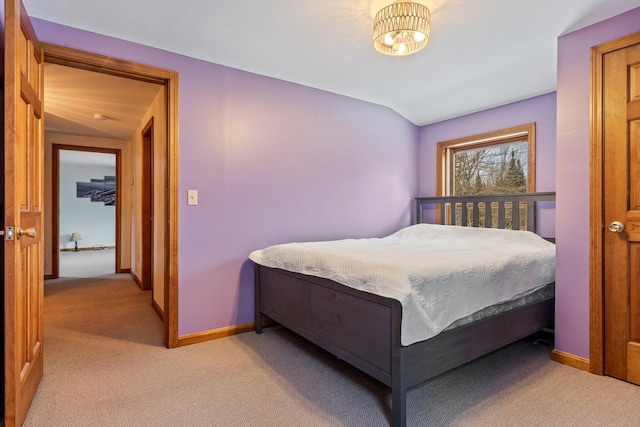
top-left (373, 0), bottom-right (431, 56)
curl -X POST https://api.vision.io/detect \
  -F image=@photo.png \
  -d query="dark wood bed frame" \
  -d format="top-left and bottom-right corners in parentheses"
top-left (254, 193), bottom-right (556, 427)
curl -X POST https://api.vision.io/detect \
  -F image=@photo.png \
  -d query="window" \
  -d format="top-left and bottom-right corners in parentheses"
top-left (437, 123), bottom-right (535, 196)
top-left (435, 123), bottom-right (536, 229)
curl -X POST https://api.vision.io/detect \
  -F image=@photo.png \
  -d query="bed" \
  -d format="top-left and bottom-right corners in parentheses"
top-left (250, 192), bottom-right (556, 427)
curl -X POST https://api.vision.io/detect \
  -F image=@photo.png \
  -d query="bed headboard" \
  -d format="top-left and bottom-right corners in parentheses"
top-left (415, 192), bottom-right (556, 234)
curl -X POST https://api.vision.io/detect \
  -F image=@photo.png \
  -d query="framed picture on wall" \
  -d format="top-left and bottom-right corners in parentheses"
top-left (76, 175), bottom-right (116, 206)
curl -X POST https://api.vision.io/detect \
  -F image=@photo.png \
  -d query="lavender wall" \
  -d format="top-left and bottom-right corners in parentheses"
top-left (556, 7), bottom-right (640, 359)
top-left (32, 19), bottom-right (419, 335)
top-left (418, 92), bottom-right (558, 237)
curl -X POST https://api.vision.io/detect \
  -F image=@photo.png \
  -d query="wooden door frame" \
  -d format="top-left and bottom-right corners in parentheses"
top-left (141, 118), bottom-right (154, 293)
top-left (40, 42), bottom-right (180, 348)
top-left (0, 22), bottom-right (5, 419)
top-left (51, 145), bottom-right (122, 278)
top-left (589, 31), bottom-right (640, 375)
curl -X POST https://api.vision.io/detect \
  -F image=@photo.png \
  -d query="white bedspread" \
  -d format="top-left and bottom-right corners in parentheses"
top-left (249, 224), bottom-right (556, 346)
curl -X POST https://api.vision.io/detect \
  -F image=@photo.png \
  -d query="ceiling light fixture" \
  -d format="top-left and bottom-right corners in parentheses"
top-left (373, 0), bottom-right (431, 56)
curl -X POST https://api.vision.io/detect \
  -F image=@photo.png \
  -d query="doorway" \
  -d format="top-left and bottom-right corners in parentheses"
top-left (590, 32), bottom-right (640, 380)
top-left (42, 42), bottom-right (180, 348)
top-left (52, 146), bottom-right (120, 278)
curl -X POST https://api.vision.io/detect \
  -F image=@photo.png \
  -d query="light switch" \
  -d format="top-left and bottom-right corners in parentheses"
top-left (187, 190), bottom-right (198, 206)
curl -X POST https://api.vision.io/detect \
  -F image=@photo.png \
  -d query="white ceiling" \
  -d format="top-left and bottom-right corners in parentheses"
top-left (26, 0), bottom-right (640, 126)
top-left (44, 63), bottom-right (162, 140)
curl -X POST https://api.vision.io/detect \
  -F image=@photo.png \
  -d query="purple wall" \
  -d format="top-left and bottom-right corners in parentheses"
top-left (418, 92), bottom-right (558, 237)
top-left (32, 19), bottom-right (419, 335)
top-left (556, 7), bottom-right (640, 359)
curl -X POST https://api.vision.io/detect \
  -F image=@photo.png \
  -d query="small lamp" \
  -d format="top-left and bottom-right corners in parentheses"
top-left (69, 233), bottom-right (82, 252)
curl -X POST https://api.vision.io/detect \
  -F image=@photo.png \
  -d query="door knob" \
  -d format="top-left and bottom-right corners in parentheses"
top-left (16, 227), bottom-right (36, 239)
top-left (608, 221), bottom-right (625, 233)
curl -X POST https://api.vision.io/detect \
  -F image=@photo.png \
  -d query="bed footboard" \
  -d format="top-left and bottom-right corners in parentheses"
top-left (255, 264), bottom-right (553, 427)
top-left (255, 265), bottom-right (402, 386)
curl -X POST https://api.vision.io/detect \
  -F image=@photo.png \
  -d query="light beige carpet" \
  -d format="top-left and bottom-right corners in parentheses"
top-left (25, 274), bottom-right (640, 426)
top-left (58, 248), bottom-right (115, 278)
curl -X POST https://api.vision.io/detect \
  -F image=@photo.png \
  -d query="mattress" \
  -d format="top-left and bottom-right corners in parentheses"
top-left (249, 224), bottom-right (556, 346)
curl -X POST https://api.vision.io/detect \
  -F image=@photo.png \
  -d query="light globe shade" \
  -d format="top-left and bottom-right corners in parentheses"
top-left (373, 1), bottom-right (431, 56)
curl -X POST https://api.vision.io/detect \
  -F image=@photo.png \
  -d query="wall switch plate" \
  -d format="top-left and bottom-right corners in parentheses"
top-left (187, 189), bottom-right (198, 206)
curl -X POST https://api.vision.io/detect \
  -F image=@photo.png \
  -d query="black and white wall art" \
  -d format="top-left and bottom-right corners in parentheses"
top-left (76, 175), bottom-right (116, 206)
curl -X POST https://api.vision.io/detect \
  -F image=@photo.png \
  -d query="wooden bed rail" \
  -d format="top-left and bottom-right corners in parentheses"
top-left (415, 192), bottom-right (556, 232)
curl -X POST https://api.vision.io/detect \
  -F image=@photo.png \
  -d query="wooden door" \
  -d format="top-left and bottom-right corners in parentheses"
top-left (4, 0), bottom-right (45, 425)
top-left (602, 41), bottom-right (640, 383)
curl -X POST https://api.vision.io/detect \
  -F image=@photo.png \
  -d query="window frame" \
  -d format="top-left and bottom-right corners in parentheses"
top-left (436, 123), bottom-right (536, 196)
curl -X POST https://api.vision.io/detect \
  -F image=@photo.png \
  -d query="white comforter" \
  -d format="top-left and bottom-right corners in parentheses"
top-left (249, 224), bottom-right (556, 346)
